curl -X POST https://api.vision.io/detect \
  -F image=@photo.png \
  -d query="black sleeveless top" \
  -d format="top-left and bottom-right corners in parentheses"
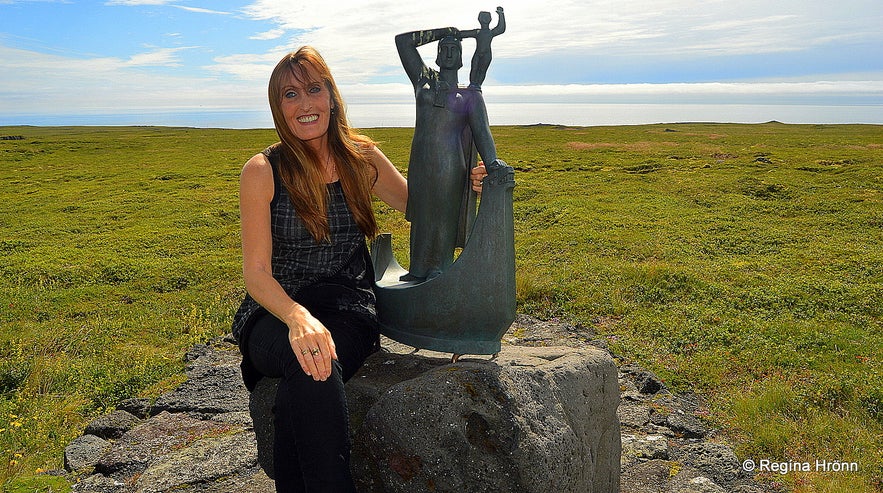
top-left (230, 144), bottom-right (377, 344)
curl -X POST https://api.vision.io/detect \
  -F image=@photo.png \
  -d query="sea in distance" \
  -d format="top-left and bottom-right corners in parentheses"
top-left (3, 102), bottom-right (882, 129)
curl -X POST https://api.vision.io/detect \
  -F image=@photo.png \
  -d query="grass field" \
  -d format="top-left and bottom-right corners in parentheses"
top-left (0, 123), bottom-right (880, 492)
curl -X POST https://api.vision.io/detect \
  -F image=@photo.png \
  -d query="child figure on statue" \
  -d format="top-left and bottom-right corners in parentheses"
top-left (464, 6), bottom-right (506, 90)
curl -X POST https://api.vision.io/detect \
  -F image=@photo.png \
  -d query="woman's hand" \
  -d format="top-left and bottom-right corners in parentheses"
top-left (286, 304), bottom-right (338, 381)
top-left (471, 162), bottom-right (488, 193)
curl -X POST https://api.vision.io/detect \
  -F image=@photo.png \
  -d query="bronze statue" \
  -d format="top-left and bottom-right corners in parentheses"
top-left (394, 7), bottom-right (505, 281)
top-left (372, 8), bottom-right (515, 357)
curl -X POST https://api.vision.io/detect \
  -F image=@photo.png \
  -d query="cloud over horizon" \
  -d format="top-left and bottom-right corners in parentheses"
top-left (0, 0), bottom-right (880, 122)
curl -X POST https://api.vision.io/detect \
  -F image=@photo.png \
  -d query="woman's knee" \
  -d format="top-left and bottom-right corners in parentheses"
top-left (246, 315), bottom-right (294, 378)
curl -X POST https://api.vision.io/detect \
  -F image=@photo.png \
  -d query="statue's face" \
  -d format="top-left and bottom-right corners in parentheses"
top-left (437, 41), bottom-right (462, 70)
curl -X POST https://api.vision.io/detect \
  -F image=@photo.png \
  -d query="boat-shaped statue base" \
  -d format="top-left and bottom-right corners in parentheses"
top-left (371, 160), bottom-right (516, 356)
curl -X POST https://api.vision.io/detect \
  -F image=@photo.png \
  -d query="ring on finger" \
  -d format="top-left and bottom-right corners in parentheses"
top-left (300, 349), bottom-right (309, 356)
top-left (310, 348), bottom-right (321, 356)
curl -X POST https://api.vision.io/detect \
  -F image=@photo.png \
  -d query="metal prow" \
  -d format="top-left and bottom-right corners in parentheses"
top-left (371, 160), bottom-right (516, 356)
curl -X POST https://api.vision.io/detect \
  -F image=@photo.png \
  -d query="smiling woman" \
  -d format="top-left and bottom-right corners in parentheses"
top-left (277, 66), bottom-right (334, 149)
top-left (229, 46), bottom-right (412, 492)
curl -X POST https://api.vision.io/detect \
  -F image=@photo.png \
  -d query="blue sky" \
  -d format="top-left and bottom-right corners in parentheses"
top-left (1, 0), bottom-right (882, 124)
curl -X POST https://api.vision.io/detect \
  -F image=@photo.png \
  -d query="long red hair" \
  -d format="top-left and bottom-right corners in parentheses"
top-left (268, 46), bottom-right (378, 243)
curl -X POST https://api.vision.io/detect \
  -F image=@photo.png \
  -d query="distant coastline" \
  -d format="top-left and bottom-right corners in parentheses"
top-left (2, 102), bottom-right (882, 129)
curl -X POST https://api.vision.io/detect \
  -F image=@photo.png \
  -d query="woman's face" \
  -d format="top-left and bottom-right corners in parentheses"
top-left (279, 65), bottom-right (333, 150)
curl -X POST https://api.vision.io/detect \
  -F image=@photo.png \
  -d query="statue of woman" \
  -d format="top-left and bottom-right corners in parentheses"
top-left (395, 24), bottom-right (501, 281)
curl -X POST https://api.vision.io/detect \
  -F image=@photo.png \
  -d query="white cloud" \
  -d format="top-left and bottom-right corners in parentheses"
top-left (2, 0), bottom-right (881, 121)
top-left (0, 45), bottom-right (263, 114)
top-left (125, 47), bottom-right (191, 67)
top-left (204, 50), bottom-right (287, 81)
top-left (172, 5), bottom-right (230, 15)
top-left (227, 0), bottom-right (882, 85)
top-left (6, 29), bottom-right (876, 119)
top-left (105, 1), bottom-right (230, 14)
top-left (250, 28), bottom-right (285, 41)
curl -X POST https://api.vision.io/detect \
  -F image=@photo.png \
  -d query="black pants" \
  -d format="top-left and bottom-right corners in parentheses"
top-left (245, 309), bottom-right (378, 493)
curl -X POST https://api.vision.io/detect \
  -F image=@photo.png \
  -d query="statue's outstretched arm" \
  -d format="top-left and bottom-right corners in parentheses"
top-left (395, 27), bottom-right (459, 85)
top-left (492, 7), bottom-right (506, 36)
top-left (459, 28), bottom-right (479, 39)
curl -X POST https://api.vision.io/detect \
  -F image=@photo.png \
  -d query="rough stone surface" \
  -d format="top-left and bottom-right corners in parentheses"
top-left (350, 346), bottom-right (620, 493)
top-left (143, 468), bottom-right (275, 493)
top-left (84, 410), bottom-right (141, 440)
top-left (621, 363), bottom-right (666, 395)
top-left (676, 476), bottom-right (728, 493)
top-left (618, 403), bottom-right (652, 428)
top-left (64, 434), bottom-right (111, 472)
top-left (63, 315), bottom-right (777, 493)
top-left (149, 338), bottom-right (248, 419)
top-left (150, 365), bottom-right (248, 418)
top-left (251, 344), bottom-right (621, 493)
top-left (117, 398), bottom-right (152, 419)
top-left (674, 442), bottom-right (744, 487)
top-left (70, 474), bottom-right (127, 493)
top-left (666, 410), bottom-right (709, 439)
top-left (132, 431), bottom-right (258, 493)
top-left (619, 460), bottom-right (704, 493)
top-left (94, 412), bottom-right (236, 480)
top-left (622, 434), bottom-right (670, 466)
top-left (731, 486), bottom-right (766, 493)
top-left (248, 376), bottom-right (278, 480)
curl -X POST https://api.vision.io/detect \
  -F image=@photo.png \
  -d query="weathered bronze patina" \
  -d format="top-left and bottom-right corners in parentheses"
top-left (372, 8), bottom-right (515, 357)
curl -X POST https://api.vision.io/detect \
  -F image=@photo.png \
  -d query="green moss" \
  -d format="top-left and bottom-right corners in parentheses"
top-left (1, 123), bottom-right (881, 491)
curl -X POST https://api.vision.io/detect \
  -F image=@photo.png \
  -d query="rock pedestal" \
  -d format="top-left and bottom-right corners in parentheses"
top-left (351, 346), bottom-right (620, 493)
top-left (63, 316), bottom-right (767, 493)
top-left (250, 345), bottom-right (621, 493)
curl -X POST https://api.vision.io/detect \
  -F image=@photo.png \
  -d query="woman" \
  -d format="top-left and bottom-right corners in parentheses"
top-left (230, 46), bottom-right (408, 492)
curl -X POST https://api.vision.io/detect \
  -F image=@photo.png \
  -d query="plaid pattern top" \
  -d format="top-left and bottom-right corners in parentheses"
top-left (231, 144), bottom-right (374, 341)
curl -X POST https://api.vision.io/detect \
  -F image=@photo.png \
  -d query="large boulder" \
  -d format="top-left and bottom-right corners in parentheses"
top-left (250, 344), bottom-right (621, 492)
top-left (351, 346), bottom-right (620, 492)
top-left (64, 322), bottom-right (773, 492)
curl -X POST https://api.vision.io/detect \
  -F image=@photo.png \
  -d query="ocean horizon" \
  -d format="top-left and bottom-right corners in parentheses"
top-left (2, 102), bottom-right (882, 130)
